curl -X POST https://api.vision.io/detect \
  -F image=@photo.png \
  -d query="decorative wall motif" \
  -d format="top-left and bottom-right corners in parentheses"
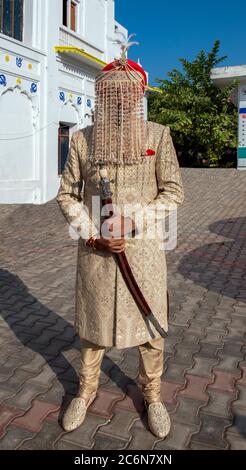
top-left (60, 92), bottom-right (65, 102)
top-left (59, 89), bottom-right (82, 106)
top-left (30, 83), bottom-right (37, 93)
top-left (16, 57), bottom-right (23, 68)
top-left (0, 75), bottom-right (40, 128)
top-left (0, 74), bottom-right (7, 87)
top-left (59, 89), bottom-right (83, 127)
top-left (0, 49), bottom-right (39, 74)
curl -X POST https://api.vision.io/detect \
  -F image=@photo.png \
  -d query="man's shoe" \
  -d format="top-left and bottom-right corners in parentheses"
top-left (145, 400), bottom-right (171, 439)
top-left (62, 392), bottom-right (97, 432)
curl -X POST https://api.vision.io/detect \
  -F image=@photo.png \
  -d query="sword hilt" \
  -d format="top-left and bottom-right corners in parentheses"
top-left (98, 160), bottom-right (114, 201)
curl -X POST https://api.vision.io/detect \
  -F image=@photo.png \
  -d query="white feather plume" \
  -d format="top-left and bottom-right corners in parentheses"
top-left (109, 32), bottom-right (139, 58)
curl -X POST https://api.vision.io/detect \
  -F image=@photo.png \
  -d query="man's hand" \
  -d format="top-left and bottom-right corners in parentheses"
top-left (102, 215), bottom-right (135, 238)
top-left (94, 236), bottom-right (125, 254)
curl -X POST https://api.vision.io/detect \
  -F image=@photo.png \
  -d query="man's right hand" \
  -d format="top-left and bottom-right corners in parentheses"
top-left (94, 236), bottom-right (125, 254)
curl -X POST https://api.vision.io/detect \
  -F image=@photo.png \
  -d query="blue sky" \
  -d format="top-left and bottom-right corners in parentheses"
top-left (115, 0), bottom-right (246, 86)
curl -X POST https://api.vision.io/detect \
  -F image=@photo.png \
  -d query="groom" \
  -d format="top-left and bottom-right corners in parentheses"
top-left (56, 49), bottom-right (184, 438)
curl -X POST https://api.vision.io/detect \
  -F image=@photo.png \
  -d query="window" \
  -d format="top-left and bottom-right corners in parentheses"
top-left (58, 124), bottom-right (70, 175)
top-left (62, 0), bottom-right (68, 27)
top-left (62, 0), bottom-right (77, 32)
top-left (70, 1), bottom-right (76, 32)
top-left (0, 0), bottom-right (23, 41)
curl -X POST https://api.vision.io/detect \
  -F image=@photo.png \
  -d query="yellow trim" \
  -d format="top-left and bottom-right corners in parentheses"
top-left (146, 85), bottom-right (161, 93)
top-left (54, 46), bottom-right (106, 67)
top-left (54, 46), bottom-right (161, 93)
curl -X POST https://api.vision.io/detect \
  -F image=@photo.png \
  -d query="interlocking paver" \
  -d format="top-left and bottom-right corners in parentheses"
top-left (0, 404), bottom-right (24, 438)
top-left (198, 342), bottom-right (221, 359)
top-left (17, 419), bottom-right (64, 450)
top-left (173, 396), bottom-right (205, 425)
top-left (12, 399), bottom-right (60, 433)
top-left (209, 370), bottom-right (240, 393)
top-left (227, 385), bottom-right (246, 410)
top-left (93, 433), bottom-right (128, 450)
top-left (89, 387), bottom-right (125, 418)
top-left (202, 389), bottom-right (236, 419)
top-left (98, 409), bottom-right (138, 440)
top-left (154, 420), bottom-right (198, 450)
top-left (114, 384), bottom-right (144, 414)
top-left (215, 354), bottom-right (243, 375)
top-left (4, 381), bottom-right (52, 411)
top-left (1, 168), bottom-right (246, 450)
top-left (226, 434), bottom-right (246, 450)
top-left (179, 374), bottom-right (213, 401)
top-left (0, 425), bottom-right (35, 450)
top-left (126, 417), bottom-right (158, 450)
top-left (163, 359), bottom-right (192, 384)
top-left (56, 414), bottom-right (109, 449)
top-left (190, 413), bottom-right (231, 449)
top-left (238, 364), bottom-right (246, 387)
top-left (188, 356), bottom-right (218, 378)
top-left (161, 380), bottom-right (182, 406)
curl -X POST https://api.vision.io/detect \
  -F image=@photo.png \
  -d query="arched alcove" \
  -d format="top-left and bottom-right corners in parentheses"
top-left (59, 99), bottom-right (81, 128)
top-left (0, 86), bottom-right (35, 180)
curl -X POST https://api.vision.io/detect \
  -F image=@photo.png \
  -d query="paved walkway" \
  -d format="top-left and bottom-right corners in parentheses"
top-left (0, 168), bottom-right (246, 450)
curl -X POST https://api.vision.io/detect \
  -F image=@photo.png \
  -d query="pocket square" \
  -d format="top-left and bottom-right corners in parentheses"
top-left (145, 148), bottom-right (156, 156)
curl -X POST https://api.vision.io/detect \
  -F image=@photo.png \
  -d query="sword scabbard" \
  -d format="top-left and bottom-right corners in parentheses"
top-left (98, 161), bottom-right (168, 339)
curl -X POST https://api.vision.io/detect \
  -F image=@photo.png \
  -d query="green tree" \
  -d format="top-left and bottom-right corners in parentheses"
top-left (148, 40), bottom-right (238, 167)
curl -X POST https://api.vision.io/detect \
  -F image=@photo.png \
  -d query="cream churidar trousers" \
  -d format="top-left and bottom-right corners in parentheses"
top-left (78, 337), bottom-right (164, 404)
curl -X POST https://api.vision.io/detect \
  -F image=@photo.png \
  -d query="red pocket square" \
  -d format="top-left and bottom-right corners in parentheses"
top-left (145, 148), bottom-right (156, 156)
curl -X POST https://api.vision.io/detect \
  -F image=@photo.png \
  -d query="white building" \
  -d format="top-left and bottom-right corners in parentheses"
top-left (0, 0), bottom-right (130, 204)
top-left (211, 65), bottom-right (246, 170)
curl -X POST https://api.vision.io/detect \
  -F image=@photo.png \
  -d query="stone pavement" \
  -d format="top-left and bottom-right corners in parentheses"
top-left (0, 168), bottom-right (246, 450)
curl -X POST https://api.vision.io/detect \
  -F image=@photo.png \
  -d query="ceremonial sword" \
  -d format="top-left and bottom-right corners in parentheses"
top-left (98, 161), bottom-right (168, 339)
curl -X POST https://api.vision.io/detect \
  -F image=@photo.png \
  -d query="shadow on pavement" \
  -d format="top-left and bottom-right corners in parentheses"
top-left (178, 217), bottom-right (246, 303)
top-left (0, 269), bottom-right (144, 425)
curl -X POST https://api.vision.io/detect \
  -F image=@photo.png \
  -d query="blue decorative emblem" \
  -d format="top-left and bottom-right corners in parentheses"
top-left (30, 83), bottom-right (37, 93)
top-left (87, 98), bottom-right (92, 108)
top-left (60, 92), bottom-right (65, 102)
top-left (16, 57), bottom-right (23, 68)
top-left (0, 74), bottom-right (7, 86)
top-left (77, 96), bottom-right (82, 105)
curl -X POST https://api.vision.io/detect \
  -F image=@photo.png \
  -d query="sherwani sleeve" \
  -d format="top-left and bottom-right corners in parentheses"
top-left (56, 132), bottom-right (99, 241)
top-left (153, 125), bottom-right (184, 206)
top-left (134, 125), bottom-right (184, 237)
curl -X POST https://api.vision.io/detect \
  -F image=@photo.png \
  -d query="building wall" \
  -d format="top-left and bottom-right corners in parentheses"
top-left (238, 84), bottom-right (246, 169)
top-left (0, 0), bottom-right (129, 204)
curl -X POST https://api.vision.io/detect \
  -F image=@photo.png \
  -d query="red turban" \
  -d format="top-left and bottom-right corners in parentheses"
top-left (102, 59), bottom-right (147, 92)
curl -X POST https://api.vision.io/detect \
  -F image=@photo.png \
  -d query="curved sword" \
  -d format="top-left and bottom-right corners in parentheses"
top-left (98, 161), bottom-right (168, 338)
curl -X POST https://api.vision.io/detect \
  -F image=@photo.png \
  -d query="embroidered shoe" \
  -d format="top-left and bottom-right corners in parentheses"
top-left (145, 400), bottom-right (171, 439)
top-left (62, 392), bottom-right (97, 432)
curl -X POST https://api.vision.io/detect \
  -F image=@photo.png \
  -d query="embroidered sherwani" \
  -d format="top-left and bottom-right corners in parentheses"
top-left (56, 121), bottom-right (184, 348)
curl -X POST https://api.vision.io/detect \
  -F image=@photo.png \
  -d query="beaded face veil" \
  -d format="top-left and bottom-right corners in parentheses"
top-left (90, 35), bottom-right (147, 166)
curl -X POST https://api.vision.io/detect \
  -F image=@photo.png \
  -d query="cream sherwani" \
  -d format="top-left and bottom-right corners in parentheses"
top-left (56, 121), bottom-right (184, 348)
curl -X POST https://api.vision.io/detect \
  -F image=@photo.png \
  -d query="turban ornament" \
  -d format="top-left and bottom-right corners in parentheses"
top-left (90, 34), bottom-right (148, 166)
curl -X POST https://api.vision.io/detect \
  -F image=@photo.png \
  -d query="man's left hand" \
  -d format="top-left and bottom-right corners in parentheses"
top-left (102, 215), bottom-right (135, 238)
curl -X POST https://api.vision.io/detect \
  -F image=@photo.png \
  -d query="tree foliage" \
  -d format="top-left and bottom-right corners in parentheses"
top-left (148, 40), bottom-right (238, 167)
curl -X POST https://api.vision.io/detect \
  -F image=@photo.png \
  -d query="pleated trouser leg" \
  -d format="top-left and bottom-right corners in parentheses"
top-left (78, 338), bottom-right (106, 401)
top-left (138, 337), bottom-right (164, 403)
